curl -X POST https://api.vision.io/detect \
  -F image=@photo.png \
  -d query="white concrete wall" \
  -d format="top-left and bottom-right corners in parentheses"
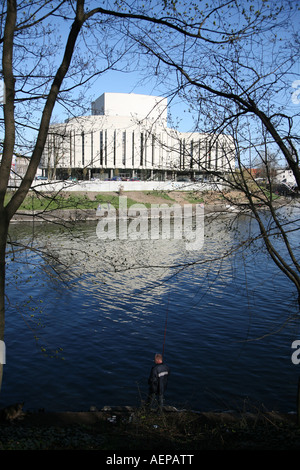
top-left (91, 92), bottom-right (168, 127)
top-left (31, 179), bottom-right (222, 193)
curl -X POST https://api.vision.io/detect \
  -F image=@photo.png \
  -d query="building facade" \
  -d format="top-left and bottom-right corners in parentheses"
top-left (40, 92), bottom-right (235, 181)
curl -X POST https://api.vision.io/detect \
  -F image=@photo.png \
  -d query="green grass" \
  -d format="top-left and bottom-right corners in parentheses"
top-left (6, 193), bottom-right (94, 211)
top-left (5, 192), bottom-right (148, 212)
top-left (94, 193), bottom-right (144, 209)
top-left (144, 190), bottom-right (176, 203)
top-left (185, 191), bottom-right (204, 204)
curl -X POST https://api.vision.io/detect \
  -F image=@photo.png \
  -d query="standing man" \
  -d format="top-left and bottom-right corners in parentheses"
top-left (147, 353), bottom-right (170, 413)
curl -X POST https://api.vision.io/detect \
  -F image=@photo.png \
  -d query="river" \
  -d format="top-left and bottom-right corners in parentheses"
top-left (2, 203), bottom-right (300, 413)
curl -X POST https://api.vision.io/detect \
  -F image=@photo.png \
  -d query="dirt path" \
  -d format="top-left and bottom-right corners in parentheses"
top-left (66, 190), bottom-right (223, 205)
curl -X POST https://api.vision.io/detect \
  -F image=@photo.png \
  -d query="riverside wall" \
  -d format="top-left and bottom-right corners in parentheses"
top-left (30, 179), bottom-right (222, 193)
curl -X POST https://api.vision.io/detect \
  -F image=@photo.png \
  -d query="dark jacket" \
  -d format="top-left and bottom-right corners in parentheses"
top-left (148, 362), bottom-right (170, 395)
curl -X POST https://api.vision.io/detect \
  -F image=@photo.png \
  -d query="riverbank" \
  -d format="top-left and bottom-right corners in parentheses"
top-left (10, 190), bottom-right (291, 223)
top-left (1, 405), bottom-right (300, 451)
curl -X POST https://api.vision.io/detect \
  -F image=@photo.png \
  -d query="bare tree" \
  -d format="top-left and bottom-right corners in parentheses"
top-left (125, 0), bottom-right (300, 305)
top-left (0, 0), bottom-right (143, 393)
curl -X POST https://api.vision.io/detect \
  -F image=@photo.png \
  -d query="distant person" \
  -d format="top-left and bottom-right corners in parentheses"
top-left (147, 353), bottom-right (170, 413)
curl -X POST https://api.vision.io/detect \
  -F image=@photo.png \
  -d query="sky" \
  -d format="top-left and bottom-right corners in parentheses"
top-left (48, 0), bottom-right (300, 139)
top-left (47, 1), bottom-right (222, 133)
top-left (2, 0), bottom-right (299, 160)
top-left (85, 70), bottom-right (195, 132)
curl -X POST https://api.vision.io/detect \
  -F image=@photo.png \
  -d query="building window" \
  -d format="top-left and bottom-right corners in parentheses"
top-left (208, 141), bottom-right (211, 169)
top-left (122, 131), bottom-right (126, 166)
top-left (91, 131), bottom-right (94, 166)
top-left (105, 130), bottom-right (107, 166)
top-left (159, 134), bottom-right (163, 168)
top-left (182, 139), bottom-right (186, 170)
top-left (179, 140), bottom-right (182, 170)
top-left (144, 133), bottom-right (148, 167)
top-left (190, 140), bottom-right (194, 169)
top-left (222, 146), bottom-right (226, 170)
top-left (100, 131), bottom-right (103, 166)
top-left (205, 140), bottom-right (210, 168)
top-left (197, 139), bottom-right (201, 170)
top-left (152, 134), bottom-right (155, 166)
top-left (132, 132), bottom-right (135, 166)
top-left (114, 130), bottom-right (116, 167)
top-left (69, 131), bottom-right (72, 167)
top-left (81, 131), bottom-right (85, 166)
top-left (140, 132), bottom-right (144, 166)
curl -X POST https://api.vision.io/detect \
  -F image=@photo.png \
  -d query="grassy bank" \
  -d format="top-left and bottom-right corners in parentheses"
top-left (6, 192), bottom-right (140, 211)
top-left (6, 186), bottom-right (285, 213)
top-left (5, 189), bottom-right (229, 213)
top-left (0, 407), bottom-right (300, 450)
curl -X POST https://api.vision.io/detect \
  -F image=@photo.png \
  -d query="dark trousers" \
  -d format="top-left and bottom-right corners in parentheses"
top-left (147, 391), bottom-right (164, 411)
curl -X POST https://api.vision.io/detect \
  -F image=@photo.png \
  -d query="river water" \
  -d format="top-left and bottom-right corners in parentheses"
top-left (2, 203), bottom-right (300, 413)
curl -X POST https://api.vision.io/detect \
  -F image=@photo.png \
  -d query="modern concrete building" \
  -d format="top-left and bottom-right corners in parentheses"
top-left (40, 92), bottom-right (235, 181)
